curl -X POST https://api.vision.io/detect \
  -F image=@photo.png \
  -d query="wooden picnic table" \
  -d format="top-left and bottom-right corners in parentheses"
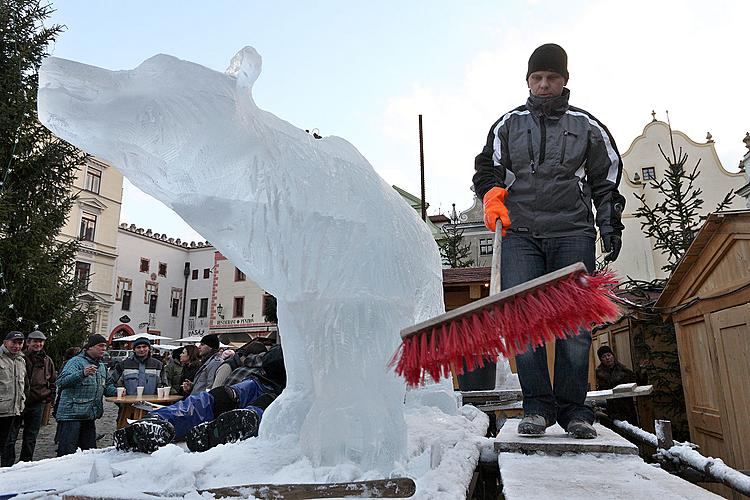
top-left (105, 394), bottom-right (183, 429)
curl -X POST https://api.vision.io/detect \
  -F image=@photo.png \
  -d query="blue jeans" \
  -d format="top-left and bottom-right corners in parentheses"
top-left (501, 233), bottom-right (595, 428)
top-left (152, 378), bottom-right (266, 440)
top-left (56, 419), bottom-right (97, 457)
top-left (2, 403), bottom-right (45, 465)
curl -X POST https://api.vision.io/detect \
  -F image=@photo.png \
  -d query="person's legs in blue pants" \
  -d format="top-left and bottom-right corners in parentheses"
top-left (503, 233), bottom-right (596, 429)
top-left (502, 234), bottom-right (557, 424)
top-left (544, 235), bottom-right (595, 428)
top-left (19, 403), bottom-right (45, 462)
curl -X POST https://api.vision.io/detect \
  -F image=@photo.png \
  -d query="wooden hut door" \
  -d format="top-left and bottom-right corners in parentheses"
top-left (710, 302), bottom-right (750, 472)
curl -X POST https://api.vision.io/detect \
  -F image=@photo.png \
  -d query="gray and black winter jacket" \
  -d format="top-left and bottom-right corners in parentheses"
top-left (473, 88), bottom-right (625, 239)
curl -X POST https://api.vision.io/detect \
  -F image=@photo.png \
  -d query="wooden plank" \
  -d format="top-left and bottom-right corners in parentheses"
top-left (498, 452), bottom-right (722, 499)
top-left (63, 478), bottom-right (417, 500)
top-left (463, 385), bottom-right (652, 407)
top-left (494, 419), bottom-right (638, 455)
top-left (401, 262), bottom-right (588, 338)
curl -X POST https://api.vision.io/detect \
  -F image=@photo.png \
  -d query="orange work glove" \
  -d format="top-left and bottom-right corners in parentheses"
top-left (483, 187), bottom-right (511, 234)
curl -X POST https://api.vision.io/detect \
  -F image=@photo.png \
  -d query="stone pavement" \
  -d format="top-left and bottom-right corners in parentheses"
top-left (5, 400), bottom-right (119, 465)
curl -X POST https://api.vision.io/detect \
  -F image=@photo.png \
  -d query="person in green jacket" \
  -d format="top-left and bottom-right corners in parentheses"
top-left (55, 334), bottom-right (116, 457)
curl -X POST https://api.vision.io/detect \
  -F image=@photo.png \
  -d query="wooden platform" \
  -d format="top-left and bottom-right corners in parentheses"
top-left (462, 384), bottom-right (653, 412)
top-left (498, 452), bottom-right (722, 499)
top-left (494, 419), bottom-right (638, 455)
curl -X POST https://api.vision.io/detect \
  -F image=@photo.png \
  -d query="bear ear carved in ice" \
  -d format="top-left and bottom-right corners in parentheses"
top-left (225, 46), bottom-right (262, 94)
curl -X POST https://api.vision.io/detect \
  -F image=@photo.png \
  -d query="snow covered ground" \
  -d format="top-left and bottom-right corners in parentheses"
top-left (0, 405), bottom-right (488, 499)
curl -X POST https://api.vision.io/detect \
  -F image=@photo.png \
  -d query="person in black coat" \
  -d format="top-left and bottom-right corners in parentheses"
top-left (176, 345), bottom-right (201, 398)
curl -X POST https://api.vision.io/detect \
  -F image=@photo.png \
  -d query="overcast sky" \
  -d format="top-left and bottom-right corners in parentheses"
top-left (48, 0), bottom-right (749, 241)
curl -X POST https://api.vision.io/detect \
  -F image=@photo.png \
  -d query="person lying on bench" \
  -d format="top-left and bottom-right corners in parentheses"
top-left (114, 345), bottom-right (285, 453)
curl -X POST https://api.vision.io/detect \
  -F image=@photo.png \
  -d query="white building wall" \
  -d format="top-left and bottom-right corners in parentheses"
top-left (111, 227), bottom-right (194, 341)
top-left (182, 247), bottom-right (216, 339)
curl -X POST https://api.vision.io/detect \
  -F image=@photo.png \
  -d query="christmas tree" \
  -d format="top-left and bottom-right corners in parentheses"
top-left (1, 1), bottom-right (92, 364)
top-left (438, 204), bottom-right (474, 268)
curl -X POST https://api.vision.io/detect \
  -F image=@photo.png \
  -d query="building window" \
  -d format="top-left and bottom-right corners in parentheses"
top-left (74, 261), bottom-right (91, 288)
top-left (145, 281), bottom-right (158, 305)
top-left (121, 290), bottom-right (132, 311)
top-left (148, 294), bottom-right (158, 314)
top-left (199, 298), bottom-right (208, 317)
top-left (203, 268), bottom-right (210, 279)
top-left (233, 297), bottom-right (244, 318)
top-left (479, 238), bottom-right (493, 255)
top-left (189, 298), bottom-right (198, 317)
top-left (84, 167), bottom-right (102, 194)
top-left (116, 277), bottom-right (132, 300)
top-left (234, 267), bottom-right (246, 282)
top-left (191, 269), bottom-right (198, 280)
top-left (140, 258), bottom-right (150, 273)
top-left (170, 288), bottom-right (182, 317)
top-left (79, 213), bottom-right (96, 242)
top-left (642, 167), bottom-right (656, 181)
top-left (158, 262), bottom-right (167, 277)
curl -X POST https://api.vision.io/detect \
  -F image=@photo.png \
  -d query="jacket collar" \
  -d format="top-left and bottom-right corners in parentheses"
top-left (1, 345), bottom-right (22, 358)
top-left (526, 87), bottom-right (570, 119)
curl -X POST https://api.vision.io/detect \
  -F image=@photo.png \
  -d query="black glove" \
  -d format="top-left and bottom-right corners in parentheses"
top-left (602, 234), bottom-right (622, 263)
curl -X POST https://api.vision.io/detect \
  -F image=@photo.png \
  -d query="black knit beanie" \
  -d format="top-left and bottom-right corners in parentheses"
top-left (200, 334), bottom-right (219, 350)
top-left (527, 43), bottom-right (568, 80)
top-left (85, 334), bottom-right (108, 348)
top-left (597, 345), bottom-right (614, 359)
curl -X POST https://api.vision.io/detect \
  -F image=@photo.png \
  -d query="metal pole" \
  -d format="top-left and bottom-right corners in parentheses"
top-left (180, 262), bottom-right (190, 339)
top-left (419, 114), bottom-right (426, 221)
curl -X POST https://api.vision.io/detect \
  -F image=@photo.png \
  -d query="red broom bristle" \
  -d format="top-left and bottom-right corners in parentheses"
top-left (394, 268), bottom-right (620, 387)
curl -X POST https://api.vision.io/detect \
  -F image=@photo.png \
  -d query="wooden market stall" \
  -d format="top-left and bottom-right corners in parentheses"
top-left (655, 210), bottom-right (750, 499)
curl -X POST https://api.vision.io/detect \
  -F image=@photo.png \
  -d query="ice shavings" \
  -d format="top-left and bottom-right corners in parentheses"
top-left (0, 405), bottom-right (487, 499)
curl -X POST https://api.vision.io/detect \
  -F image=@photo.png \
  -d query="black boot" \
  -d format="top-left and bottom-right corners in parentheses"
top-left (114, 415), bottom-right (175, 453)
top-left (185, 409), bottom-right (260, 452)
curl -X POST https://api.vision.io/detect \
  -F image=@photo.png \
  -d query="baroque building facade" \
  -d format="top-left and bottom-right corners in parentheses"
top-left (58, 157), bottom-right (123, 336)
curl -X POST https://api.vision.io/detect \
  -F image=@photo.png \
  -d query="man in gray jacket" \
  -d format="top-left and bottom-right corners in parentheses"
top-left (182, 334), bottom-right (223, 395)
top-left (473, 43), bottom-right (625, 439)
top-left (0, 331), bottom-right (27, 467)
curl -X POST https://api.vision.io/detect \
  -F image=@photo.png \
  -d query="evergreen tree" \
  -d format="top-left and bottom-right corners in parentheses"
top-left (633, 120), bottom-right (734, 276)
top-left (438, 204), bottom-right (474, 268)
top-left (1, 1), bottom-right (91, 365)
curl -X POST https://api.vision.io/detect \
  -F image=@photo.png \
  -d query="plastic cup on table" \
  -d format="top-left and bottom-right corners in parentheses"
top-left (116, 387), bottom-right (126, 399)
top-left (136, 386), bottom-right (144, 399)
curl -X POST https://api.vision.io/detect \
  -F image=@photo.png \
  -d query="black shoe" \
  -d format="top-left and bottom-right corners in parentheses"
top-left (567, 420), bottom-right (597, 439)
top-left (185, 408), bottom-right (260, 452)
top-left (517, 414), bottom-right (552, 435)
top-left (114, 416), bottom-right (175, 453)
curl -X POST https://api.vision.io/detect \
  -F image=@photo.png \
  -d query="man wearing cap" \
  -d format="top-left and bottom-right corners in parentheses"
top-left (55, 334), bottom-right (116, 456)
top-left (0, 332), bottom-right (27, 467)
top-left (2, 330), bottom-right (56, 465)
top-left (473, 43), bottom-right (626, 439)
top-left (595, 345), bottom-right (639, 424)
top-left (113, 337), bottom-right (166, 396)
top-left (182, 334), bottom-right (223, 396)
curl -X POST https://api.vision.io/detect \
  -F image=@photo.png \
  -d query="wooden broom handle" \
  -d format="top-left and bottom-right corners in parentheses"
top-left (490, 219), bottom-right (502, 295)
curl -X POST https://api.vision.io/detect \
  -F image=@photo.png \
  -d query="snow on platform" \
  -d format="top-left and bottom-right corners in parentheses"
top-left (495, 419), bottom-right (638, 455)
top-left (498, 452), bottom-right (722, 499)
top-left (0, 405), bottom-right (488, 500)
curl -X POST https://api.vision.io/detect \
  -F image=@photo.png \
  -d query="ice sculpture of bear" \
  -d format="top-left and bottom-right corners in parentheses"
top-left (38, 47), bottom-right (445, 472)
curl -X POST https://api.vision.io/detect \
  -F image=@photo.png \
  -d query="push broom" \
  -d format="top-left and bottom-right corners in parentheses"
top-left (391, 220), bottom-right (620, 387)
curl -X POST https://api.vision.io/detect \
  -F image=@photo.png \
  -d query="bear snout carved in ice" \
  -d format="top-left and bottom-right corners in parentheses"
top-left (38, 46), bottom-right (445, 472)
